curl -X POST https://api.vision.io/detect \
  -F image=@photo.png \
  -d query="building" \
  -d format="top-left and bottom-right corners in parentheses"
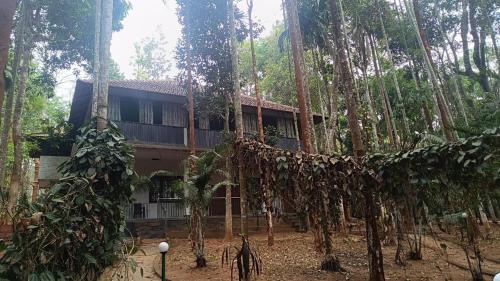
top-left (37, 79), bottom-right (320, 237)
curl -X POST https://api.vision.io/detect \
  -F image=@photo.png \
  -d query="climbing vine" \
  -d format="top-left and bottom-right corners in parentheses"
top-left (234, 127), bottom-right (500, 279)
top-left (0, 121), bottom-right (135, 280)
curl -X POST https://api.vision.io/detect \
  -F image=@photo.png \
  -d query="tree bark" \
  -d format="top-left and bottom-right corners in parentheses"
top-left (378, 3), bottom-right (411, 139)
top-left (247, 0), bottom-right (264, 143)
top-left (186, 4), bottom-right (195, 156)
top-left (461, 0), bottom-right (474, 76)
top-left (329, 0), bottom-right (384, 278)
top-left (484, 194), bottom-right (497, 223)
top-left (31, 158), bottom-right (40, 202)
top-left (328, 0), bottom-right (364, 160)
top-left (284, 0), bottom-right (314, 154)
top-left (224, 97), bottom-right (233, 242)
top-left (408, 0), bottom-right (456, 142)
top-left (95, 0), bottom-right (113, 131)
top-left (369, 35), bottom-right (398, 148)
top-left (0, 0), bottom-right (16, 121)
top-left (468, 0), bottom-right (489, 92)
top-left (229, 0), bottom-right (248, 237)
top-left (8, 44), bottom-right (30, 214)
top-left (91, 0), bottom-right (101, 117)
top-left (312, 49), bottom-right (331, 154)
top-left (491, 32), bottom-right (500, 75)
top-left (0, 5), bottom-right (28, 186)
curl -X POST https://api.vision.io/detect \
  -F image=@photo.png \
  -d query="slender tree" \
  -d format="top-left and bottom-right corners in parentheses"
top-left (94, 0), bottom-right (113, 131)
top-left (461, 0), bottom-right (474, 76)
top-left (377, 0), bottom-right (411, 139)
top-left (228, 0), bottom-right (248, 237)
top-left (8, 46), bottom-right (30, 214)
top-left (329, 0), bottom-right (384, 279)
top-left (247, 0), bottom-right (264, 143)
top-left (284, 0), bottom-right (314, 154)
top-left (0, 0), bottom-right (17, 115)
top-left (185, 1), bottom-right (195, 156)
top-left (0, 3), bottom-right (28, 186)
top-left (7, 0), bottom-right (32, 212)
top-left (91, 0), bottom-right (101, 118)
top-left (369, 34), bottom-right (398, 148)
top-left (407, 0), bottom-right (456, 142)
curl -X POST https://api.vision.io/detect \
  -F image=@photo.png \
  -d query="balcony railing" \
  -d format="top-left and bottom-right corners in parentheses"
top-left (115, 121), bottom-right (299, 151)
top-left (115, 121), bottom-right (185, 145)
top-left (125, 201), bottom-right (186, 220)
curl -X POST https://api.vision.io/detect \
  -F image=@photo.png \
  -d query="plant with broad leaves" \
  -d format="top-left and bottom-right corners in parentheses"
top-left (0, 120), bottom-right (136, 280)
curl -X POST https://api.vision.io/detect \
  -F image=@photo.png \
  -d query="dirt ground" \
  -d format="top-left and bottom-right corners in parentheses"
top-left (123, 226), bottom-right (500, 281)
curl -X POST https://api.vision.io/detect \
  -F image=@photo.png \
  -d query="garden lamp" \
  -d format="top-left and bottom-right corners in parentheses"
top-left (159, 242), bottom-right (169, 281)
top-left (493, 272), bottom-right (500, 281)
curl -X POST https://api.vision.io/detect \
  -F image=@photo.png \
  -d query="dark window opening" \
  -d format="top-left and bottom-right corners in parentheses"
top-left (209, 116), bottom-right (224, 131)
top-left (121, 97), bottom-right (139, 122)
top-left (149, 176), bottom-right (182, 203)
top-left (263, 116), bottom-right (277, 128)
top-left (153, 102), bottom-right (163, 125)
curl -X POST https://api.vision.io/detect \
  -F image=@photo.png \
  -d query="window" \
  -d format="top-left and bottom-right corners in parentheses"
top-left (153, 102), bottom-right (163, 125)
top-left (149, 176), bottom-right (181, 203)
top-left (120, 97), bottom-right (139, 122)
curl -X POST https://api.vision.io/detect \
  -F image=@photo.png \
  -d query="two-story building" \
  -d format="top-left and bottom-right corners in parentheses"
top-left (38, 79), bottom-right (321, 237)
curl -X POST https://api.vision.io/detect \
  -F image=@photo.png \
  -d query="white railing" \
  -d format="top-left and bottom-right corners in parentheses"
top-left (125, 201), bottom-right (186, 220)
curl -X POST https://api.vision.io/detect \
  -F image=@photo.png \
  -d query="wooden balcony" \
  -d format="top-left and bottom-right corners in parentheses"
top-left (115, 121), bottom-right (299, 151)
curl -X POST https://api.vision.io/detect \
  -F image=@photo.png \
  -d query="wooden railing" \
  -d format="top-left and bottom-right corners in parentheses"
top-left (115, 121), bottom-right (185, 145)
top-left (115, 121), bottom-right (300, 151)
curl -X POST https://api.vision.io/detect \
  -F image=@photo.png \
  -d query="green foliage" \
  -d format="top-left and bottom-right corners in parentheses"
top-left (131, 30), bottom-right (171, 80)
top-left (365, 127), bottom-right (500, 210)
top-left (0, 120), bottom-right (135, 280)
top-left (174, 150), bottom-right (229, 212)
top-left (176, 0), bottom-right (247, 118)
top-left (39, 0), bottom-right (130, 72)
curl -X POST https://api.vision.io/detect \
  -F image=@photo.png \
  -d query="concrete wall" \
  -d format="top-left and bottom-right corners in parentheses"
top-left (39, 156), bottom-right (70, 187)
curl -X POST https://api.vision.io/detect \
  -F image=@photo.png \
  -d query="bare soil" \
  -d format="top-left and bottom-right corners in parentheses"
top-left (125, 226), bottom-right (500, 281)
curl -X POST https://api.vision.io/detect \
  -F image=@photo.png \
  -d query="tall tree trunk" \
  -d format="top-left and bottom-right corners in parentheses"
top-left (186, 4), bottom-right (195, 156)
top-left (484, 194), bottom-right (497, 223)
top-left (229, 0), bottom-right (248, 237)
top-left (0, 5), bottom-right (28, 186)
top-left (329, 0), bottom-right (383, 279)
top-left (369, 35), bottom-right (398, 148)
top-left (492, 33), bottom-right (500, 75)
top-left (378, 3), bottom-right (411, 139)
top-left (461, 0), bottom-right (474, 76)
top-left (284, 0), bottom-right (314, 154)
top-left (95, 0), bottom-right (113, 131)
top-left (31, 158), bottom-right (40, 202)
top-left (328, 0), bottom-right (364, 159)
top-left (8, 45), bottom-right (30, 214)
top-left (468, 0), bottom-right (489, 92)
top-left (91, 0), bottom-right (101, 117)
top-left (247, 0), bottom-right (264, 143)
top-left (408, 0), bottom-right (456, 142)
top-left (0, 0), bottom-right (16, 120)
top-left (339, 0), bottom-right (361, 105)
top-left (325, 44), bottom-right (340, 152)
top-left (224, 97), bottom-right (233, 242)
top-left (312, 49), bottom-right (331, 154)
top-left (360, 35), bottom-right (380, 151)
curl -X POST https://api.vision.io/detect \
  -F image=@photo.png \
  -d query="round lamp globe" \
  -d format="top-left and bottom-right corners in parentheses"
top-left (159, 242), bottom-right (169, 253)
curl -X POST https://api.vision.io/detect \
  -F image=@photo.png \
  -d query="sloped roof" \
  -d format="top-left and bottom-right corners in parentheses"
top-left (79, 79), bottom-right (300, 113)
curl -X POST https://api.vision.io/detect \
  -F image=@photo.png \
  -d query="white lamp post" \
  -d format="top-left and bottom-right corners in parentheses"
top-left (159, 242), bottom-right (169, 281)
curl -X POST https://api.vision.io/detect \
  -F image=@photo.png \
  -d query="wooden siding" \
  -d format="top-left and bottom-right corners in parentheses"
top-left (195, 129), bottom-right (223, 148)
top-left (116, 121), bottom-right (185, 145)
